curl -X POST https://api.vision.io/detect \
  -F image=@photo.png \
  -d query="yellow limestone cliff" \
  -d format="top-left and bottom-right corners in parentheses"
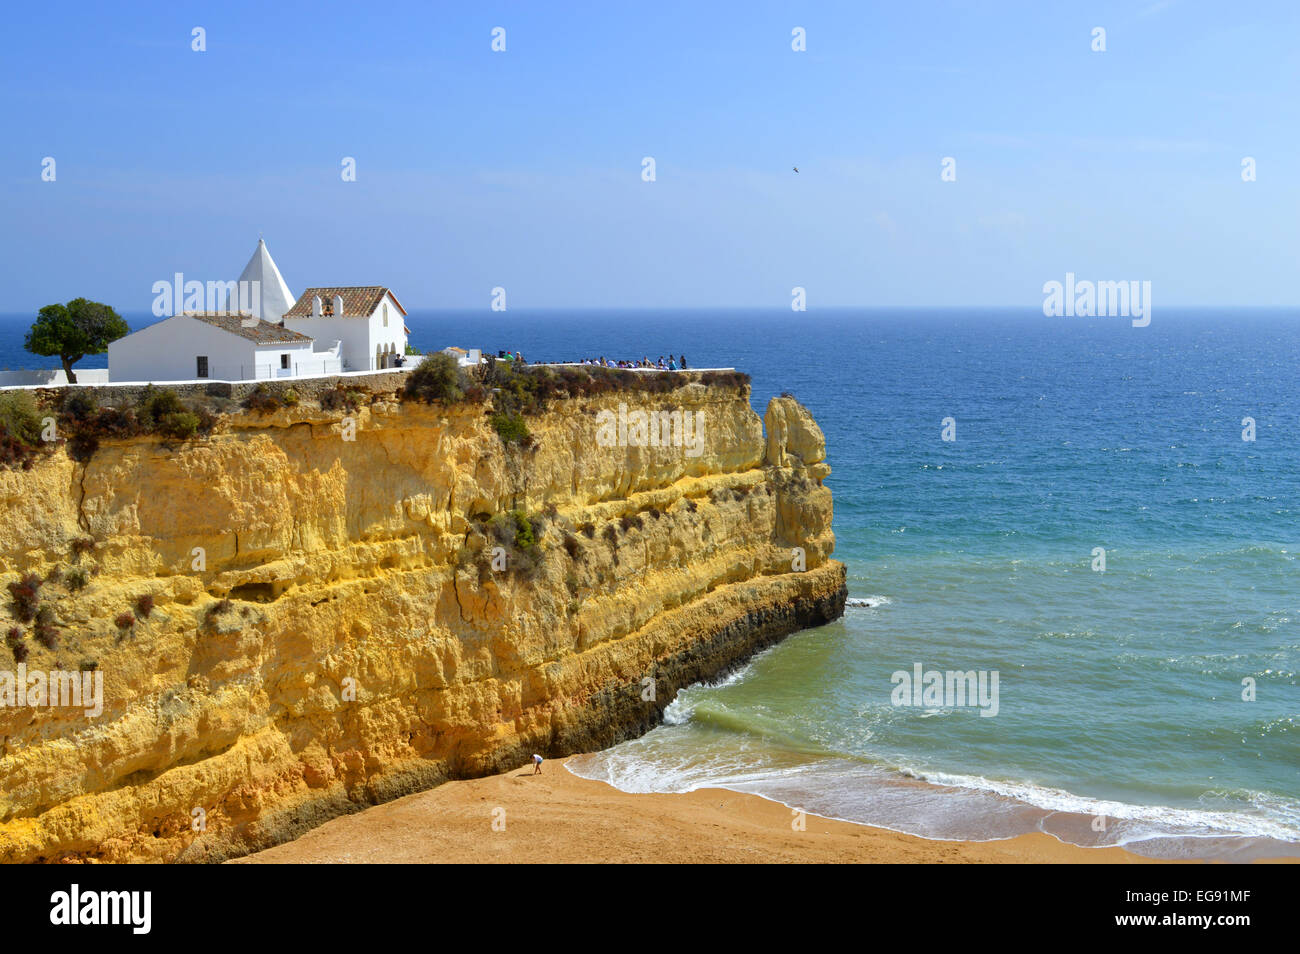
top-left (0, 375), bottom-right (844, 862)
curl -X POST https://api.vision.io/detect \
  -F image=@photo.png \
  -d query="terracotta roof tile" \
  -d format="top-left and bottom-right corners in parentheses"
top-left (282, 286), bottom-right (408, 319)
top-left (182, 312), bottom-right (313, 345)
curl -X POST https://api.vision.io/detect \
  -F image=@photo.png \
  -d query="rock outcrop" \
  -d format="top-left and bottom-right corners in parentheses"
top-left (0, 377), bottom-right (843, 862)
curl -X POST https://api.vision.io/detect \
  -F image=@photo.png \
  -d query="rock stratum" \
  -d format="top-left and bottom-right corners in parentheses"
top-left (0, 374), bottom-right (843, 862)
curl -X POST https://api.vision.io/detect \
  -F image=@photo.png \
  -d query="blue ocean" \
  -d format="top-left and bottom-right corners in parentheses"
top-left (3, 307), bottom-right (1297, 858)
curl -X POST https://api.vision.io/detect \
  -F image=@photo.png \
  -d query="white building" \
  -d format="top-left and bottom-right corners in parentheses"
top-left (106, 239), bottom-right (407, 382)
top-left (108, 312), bottom-right (318, 383)
top-left (282, 286), bottom-right (409, 371)
top-left (440, 346), bottom-right (482, 367)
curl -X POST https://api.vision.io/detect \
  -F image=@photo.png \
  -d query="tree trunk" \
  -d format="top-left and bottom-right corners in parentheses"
top-left (61, 355), bottom-right (77, 385)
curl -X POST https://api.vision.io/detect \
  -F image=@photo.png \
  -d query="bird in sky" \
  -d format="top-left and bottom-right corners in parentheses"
top-left (793, 166), bottom-right (799, 173)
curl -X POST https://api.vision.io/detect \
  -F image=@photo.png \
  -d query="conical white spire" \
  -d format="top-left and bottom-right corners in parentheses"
top-left (229, 238), bottom-right (295, 323)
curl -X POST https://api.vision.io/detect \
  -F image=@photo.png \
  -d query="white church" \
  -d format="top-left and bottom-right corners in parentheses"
top-left (108, 240), bottom-right (411, 383)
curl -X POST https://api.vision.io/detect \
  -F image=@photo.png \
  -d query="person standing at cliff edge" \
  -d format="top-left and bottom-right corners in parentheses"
top-left (533, 754), bottom-right (543, 775)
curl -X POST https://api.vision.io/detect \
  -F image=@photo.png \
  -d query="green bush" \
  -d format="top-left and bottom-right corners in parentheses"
top-left (0, 391), bottom-right (44, 445)
top-left (135, 387), bottom-right (184, 427)
top-left (56, 388), bottom-right (207, 464)
top-left (404, 353), bottom-right (466, 404)
top-left (489, 509), bottom-right (541, 558)
top-left (158, 410), bottom-right (199, 439)
top-left (490, 412), bottom-right (530, 445)
top-left (133, 388), bottom-right (199, 439)
top-left (0, 391), bottom-right (46, 469)
top-left (66, 568), bottom-right (88, 592)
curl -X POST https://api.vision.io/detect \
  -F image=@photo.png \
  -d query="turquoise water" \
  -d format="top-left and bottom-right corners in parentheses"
top-left (3, 307), bottom-right (1297, 856)
top-left (478, 306), bottom-right (1297, 859)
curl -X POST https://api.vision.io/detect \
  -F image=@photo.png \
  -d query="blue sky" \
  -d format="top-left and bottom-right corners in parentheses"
top-left (1, 0), bottom-right (1297, 312)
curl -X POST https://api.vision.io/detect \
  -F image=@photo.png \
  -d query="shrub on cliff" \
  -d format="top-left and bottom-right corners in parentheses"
top-left (64, 404), bottom-right (139, 463)
top-left (486, 511), bottom-right (544, 576)
top-left (320, 385), bottom-right (367, 413)
top-left (67, 431), bottom-right (99, 463)
top-left (34, 604), bottom-right (59, 649)
top-left (203, 598), bottom-right (233, 627)
top-left (7, 573), bottom-right (41, 622)
top-left (114, 611), bottom-right (135, 632)
top-left (708, 370), bottom-right (749, 388)
top-left (6, 627), bottom-right (28, 662)
top-left (62, 389), bottom-right (207, 462)
top-left (136, 388), bottom-right (200, 440)
top-left (135, 387), bottom-right (181, 426)
top-left (490, 412), bottom-right (531, 446)
top-left (491, 510), bottom-right (540, 555)
top-left (244, 384), bottom-right (283, 414)
top-left (134, 594), bottom-right (154, 619)
top-left (0, 391), bottom-right (47, 470)
top-left (404, 353), bottom-right (466, 404)
top-left (61, 389), bottom-right (99, 423)
top-left (65, 568), bottom-right (88, 592)
top-left (155, 409), bottom-right (199, 440)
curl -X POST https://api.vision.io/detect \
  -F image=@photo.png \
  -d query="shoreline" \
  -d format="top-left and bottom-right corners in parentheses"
top-left (234, 756), bottom-right (1272, 864)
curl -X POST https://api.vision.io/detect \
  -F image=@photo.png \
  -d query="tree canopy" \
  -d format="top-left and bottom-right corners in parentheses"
top-left (25, 298), bottom-right (129, 384)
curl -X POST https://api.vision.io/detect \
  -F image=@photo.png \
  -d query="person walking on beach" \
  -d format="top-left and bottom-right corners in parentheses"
top-left (532, 753), bottom-right (543, 775)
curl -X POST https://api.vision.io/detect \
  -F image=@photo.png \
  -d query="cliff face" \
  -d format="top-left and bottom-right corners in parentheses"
top-left (0, 376), bottom-right (843, 862)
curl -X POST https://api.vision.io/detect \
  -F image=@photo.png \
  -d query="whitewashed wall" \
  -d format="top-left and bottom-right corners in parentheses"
top-left (283, 292), bottom-right (408, 372)
top-left (109, 316), bottom-right (257, 382)
top-left (0, 368), bottom-right (111, 388)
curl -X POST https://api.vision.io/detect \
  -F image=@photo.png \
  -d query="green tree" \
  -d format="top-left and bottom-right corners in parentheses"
top-left (25, 298), bottom-right (129, 384)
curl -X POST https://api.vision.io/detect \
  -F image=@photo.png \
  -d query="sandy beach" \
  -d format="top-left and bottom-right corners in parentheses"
top-left (235, 757), bottom-right (1169, 864)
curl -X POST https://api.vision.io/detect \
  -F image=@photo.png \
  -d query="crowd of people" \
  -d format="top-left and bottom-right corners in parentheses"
top-left (492, 351), bottom-right (690, 370)
top-left (576, 354), bottom-right (689, 370)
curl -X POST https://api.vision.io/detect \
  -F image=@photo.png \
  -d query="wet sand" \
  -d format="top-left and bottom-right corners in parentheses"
top-left (235, 757), bottom-right (1180, 864)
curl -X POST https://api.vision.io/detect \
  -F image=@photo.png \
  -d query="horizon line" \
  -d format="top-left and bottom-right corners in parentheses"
top-left (2, 304), bottom-right (1299, 316)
